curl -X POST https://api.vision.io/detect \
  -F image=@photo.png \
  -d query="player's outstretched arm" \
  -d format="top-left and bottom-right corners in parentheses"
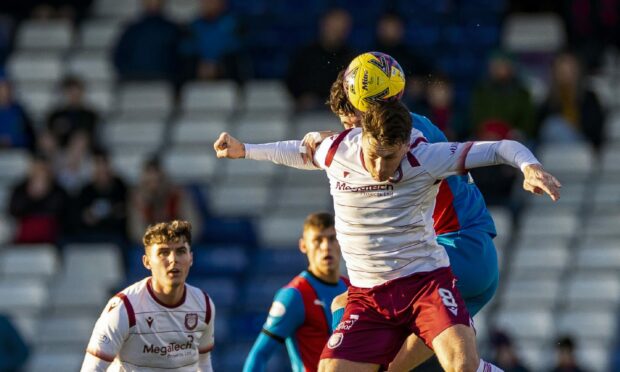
top-left (213, 132), bottom-right (325, 170)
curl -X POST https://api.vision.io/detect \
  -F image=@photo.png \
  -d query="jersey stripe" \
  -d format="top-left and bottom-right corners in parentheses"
top-left (457, 142), bottom-right (474, 174)
top-left (325, 129), bottom-right (353, 167)
top-left (116, 293), bottom-right (136, 327)
top-left (262, 328), bottom-right (285, 343)
top-left (87, 348), bottom-right (115, 362)
top-left (203, 291), bottom-right (212, 324)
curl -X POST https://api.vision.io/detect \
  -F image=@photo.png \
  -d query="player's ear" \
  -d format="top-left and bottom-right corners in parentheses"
top-left (298, 237), bottom-right (307, 254)
top-left (142, 253), bottom-right (151, 270)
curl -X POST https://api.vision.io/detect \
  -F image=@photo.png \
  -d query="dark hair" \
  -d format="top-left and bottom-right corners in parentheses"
top-left (303, 212), bottom-right (334, 234)
top-left (361, 100), bottom-right (412, 146)
top-left (61, 75), bottom-right (85, 91)
top-left (556, 336), bottom-right (575, 351)
top-left (144, 155), bottom-right (161, 171)
top-left (143, 220), bottom-right (192, 248)
top-left (327, 69), bottom-right (356, 116)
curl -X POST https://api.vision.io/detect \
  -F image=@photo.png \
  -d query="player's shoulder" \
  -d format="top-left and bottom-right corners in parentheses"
top-left (185, 282), bottom-right (213, 309)
top-left (318, 128), bottom-right (361, 168)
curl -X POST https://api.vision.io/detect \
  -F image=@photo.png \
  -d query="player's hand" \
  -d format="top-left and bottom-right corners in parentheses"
top-left (522, 164), bottom-right (562, 201)
top-left (300, 131), bottom-right (338, 164)
top-left (213, 132), bottom-right (245, 159)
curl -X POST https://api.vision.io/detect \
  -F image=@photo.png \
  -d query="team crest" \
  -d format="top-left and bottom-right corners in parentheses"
top-left (327, 332), bottom-right (344, 349)
top-left (185, 313), bottom-right (198, 330)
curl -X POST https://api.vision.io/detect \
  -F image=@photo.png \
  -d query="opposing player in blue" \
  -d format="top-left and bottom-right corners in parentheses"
top-left (243, 212), bottom-right (349, 372)
top-left (309, 68), bottom-right (501, 370)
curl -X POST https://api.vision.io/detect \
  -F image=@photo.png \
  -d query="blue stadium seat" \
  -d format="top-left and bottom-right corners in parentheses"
top-left (405, 21), bottom-right (441, 49)
top-left (191, 244), bottom-right (249, 276)
top-left (252, 248), bottom-right (308, 276)
top-left (201, 217), bottom-right (257, 247)
top-left (193, 277), bottom-right (240, 309)
top-left (243, 275), bottom-right (293, 309)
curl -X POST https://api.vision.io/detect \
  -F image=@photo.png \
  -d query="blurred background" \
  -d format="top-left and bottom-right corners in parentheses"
top-left (0, 0), bottom-right (618, 371)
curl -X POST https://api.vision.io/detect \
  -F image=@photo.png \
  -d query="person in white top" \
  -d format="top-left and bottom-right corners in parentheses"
top-left (213, 101), bottom-right (560, 372)
top-left (81, 220), bottom-right (215, 372)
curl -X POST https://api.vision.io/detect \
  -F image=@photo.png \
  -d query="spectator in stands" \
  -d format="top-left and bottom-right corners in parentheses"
top-left (128, 156), bottom-right (201, 243)
top-left (46, 76), bottom-right (99, 151)
top-left (549, 336), bottom-right (588, 372)
top-left (8, 154), bottom-right (68, 244)
top-left (0, 313), bottom-right (29, 371)
top-left (181, 0), bottom-right (248, 83)
top-left (30, 0), bottom-right (94, 24)
top-left (470, 50), bottom-right (536, 142)
top-left (286, 8), bottom-right (356, 110)
top-left (54, 130), bottom-right (93, 196)
top-left (374, 12), bottom-right (432, 109)
top-left (0, 74), bottom-right (35, 152)
top-left (113, 0), bottom-right (181, 82)
top-left (489, 329), bottom-right (530, 372)
top-left (537, 51), bottom-right (605, 150)
top-left (74, 149), bottom-right (128, 243)
top-left (415, 74), bottom-right (465, 141)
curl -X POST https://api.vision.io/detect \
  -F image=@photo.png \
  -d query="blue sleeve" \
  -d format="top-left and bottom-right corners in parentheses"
top-left (0, 315), bottom-right (29, 371)
top-left (243, 333), bottom-right (281, 372)
top-left (243, 288), bottom-right (305, 371)
top-left (412, 113), bottom-right (449, 143)
top-left (331, 308), bottom-right (345, 333)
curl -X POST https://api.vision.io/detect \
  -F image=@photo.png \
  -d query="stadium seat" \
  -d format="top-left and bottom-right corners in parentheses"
top-left (279, 166), bottom-right (327, 188)
top-left (163, 149), bottom-right (217, 183)
top-left (510, 246), bottom-right (569, 279)
top-left (221, 157), bottom-right (277, 185)
top-left (11, 315), bottom-right (37, 342)
top-left (62, 243), bottom-right (124, 289)
top-left (0, 149), bottom-right (29, 187)
top-left (575, 239), bottom-right (620, 272)
top-left (104, 119), bottom-right (166, 152)
top-left (67, 51), bottom-right (115, 84)
top-left (516, 341), bottom-right (553, 371)
top-left (494, 308), bottom-right (554, 341)
top-left (243, 275), bottom-right (293, 309)
top-left (181, 81), bottom-right (238, 114)
top-left (274, 185), bottom-right (332, 215)
top-left (0, 244), bottom-right (58, 279)
top-left (235, 112), bottom-right (290, 143)
top-left (536, 143), bottom-right (595, 178)
top-left (258, 214), bottom-right (308, 247)
top-left (0, 217), bottom-right (14, 245)
top-left (209, 184), bottom-right (271, 217)
top-left (192, 277), bottom-right (239, 309)
top-left (600, 144), bottom-right (620, 174)
top-left (110, 149), bottom-right (150, 185)
top-left (118, 82), bottom-right (174, 116)
top-left (12, 82), bottom-right (56, 120)
top-left (293, 112), bottom-right (341, 138)
top-left (501, 278), bottom-right (561, 309)
top-left (192, 245), bottom-right (249, 275)
top-left (556, 310), bottom-right (617, 343)
top-left (576, 342), bottom-right (610, 372)
top-left (242, 80), bottom-right (293, 113)
top-left (487, 206), bottom-right (512, 238)
top-left (7, 52), bottom-right (63, 84)
top-left (584, 210), bottom-right (620, 237)
top-left (502, 13), bottom-right (566, 53)
top-left (564, 273), bottom-right (620, 309)
top-left (0, 280), bottom-right (47, 315)
top-left (528, 180), bottom-right (586, 207)
top-left (15, 20), bottom-right (73, 51)
top-left (37, 315), bottom-right (97, 349)
top-left (171, 114), bottom-right (230, 148)
top-left (519, 208), bottom-right (578, 238)
top-left (0, 186), bottom-right (10, 212)
top-left (27, 350), bottom-right (84, 372)
top-left (85, 84), bottom-right (114, 114)
top-left (252, 248), bottom-right (309, 276)
top-left (78, 19), bottom-right (123, 50)
top-left (164, 0), bottom-right (200, 22)
top-left (50, 279), bottom-right (109, 313)
top-left (93, 0), bottom-right (140, 19)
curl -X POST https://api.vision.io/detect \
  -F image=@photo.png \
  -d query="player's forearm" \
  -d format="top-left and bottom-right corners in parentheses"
top-left (80, 352), bottom-right (112, 372)
top-left (242, 333), bottom-right (280, 372)
top-left (244, 141), bottom-right (320, 170)
top-left (464, 140), bottom-right (540, 172)
top-left (198, 353), bottom-right (213, 372)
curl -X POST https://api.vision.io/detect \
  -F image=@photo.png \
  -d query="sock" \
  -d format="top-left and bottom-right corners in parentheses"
top-left (476, 359), bottom-right (504, 372)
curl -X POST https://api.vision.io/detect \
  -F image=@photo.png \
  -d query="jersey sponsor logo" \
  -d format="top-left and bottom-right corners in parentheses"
top-left (268, 301), bottom-right (286, 318)
top-left (327, 332), bottom-right (344, 349)
top-left (335, 314), bottom-right (358, 331)
top-left (438, 288), bottom-right (458, 316)
top-left (143, 341), bottom-right (192, 356)
top-left (185, 313), bottom-right (198, 330)
top-left (146, 316), bottom-right (154, 328)
top-left (335, 182), bottom-right (394, 193)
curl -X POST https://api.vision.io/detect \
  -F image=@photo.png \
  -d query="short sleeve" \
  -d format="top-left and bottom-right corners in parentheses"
top-left (262, 287), bottom-right (305, 340)
top-left (413, 141), bottom-right (474, 179)
top-left (313, 135), bottom-right (337, 170)
top-left (85, 295), bottom-right (131, 362)
top-left (198, 297), bottom-right (216, 353)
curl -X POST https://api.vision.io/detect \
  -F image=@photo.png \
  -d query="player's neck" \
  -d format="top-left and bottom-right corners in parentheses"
top-left (308, 268), bottom-right (339, 285)
top-left (149, 278), bottom-right (185, 307)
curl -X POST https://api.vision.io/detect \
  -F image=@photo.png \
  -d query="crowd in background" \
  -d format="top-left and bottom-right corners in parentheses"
top-left (0, 0), bottom-right (618, 370)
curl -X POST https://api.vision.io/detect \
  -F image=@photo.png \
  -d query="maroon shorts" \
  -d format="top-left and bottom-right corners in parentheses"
top-left (320, 267), bottom-right (471, 366)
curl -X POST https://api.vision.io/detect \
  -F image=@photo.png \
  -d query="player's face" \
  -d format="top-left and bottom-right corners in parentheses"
top-left (361, 134), bottom-right (409, 182)
top-left (338, 113), bottom-right (361, 129)
top-left (143, 241), bottom-right (193, 289)
top-left (300, 226), bottom-right (340, 280)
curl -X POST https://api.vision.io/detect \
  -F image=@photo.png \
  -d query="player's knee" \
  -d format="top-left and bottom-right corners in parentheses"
top-left (330, 291), bottom-right (348, 313)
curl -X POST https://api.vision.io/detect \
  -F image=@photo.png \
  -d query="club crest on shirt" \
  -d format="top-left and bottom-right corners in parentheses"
top-left (327, 332), bottom-right (344, 349)
top-left (185, 313), bottom-right (198, 330)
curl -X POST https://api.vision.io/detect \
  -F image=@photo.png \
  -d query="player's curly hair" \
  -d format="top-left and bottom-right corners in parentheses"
top-left (327, 69), bottom-right (356, 116)
top-left (143, 220), bottom-right (192, 248)
top-left (303, 212), bottom-right (334, 234)
top-left (362, 100), bottom-right (412, 146)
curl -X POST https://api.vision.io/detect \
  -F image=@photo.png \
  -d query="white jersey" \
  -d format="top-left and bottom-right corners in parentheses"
top-left (81, 277), bottom-right (215, 372)
top-left (245, 127), bottom-right (539, 288)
